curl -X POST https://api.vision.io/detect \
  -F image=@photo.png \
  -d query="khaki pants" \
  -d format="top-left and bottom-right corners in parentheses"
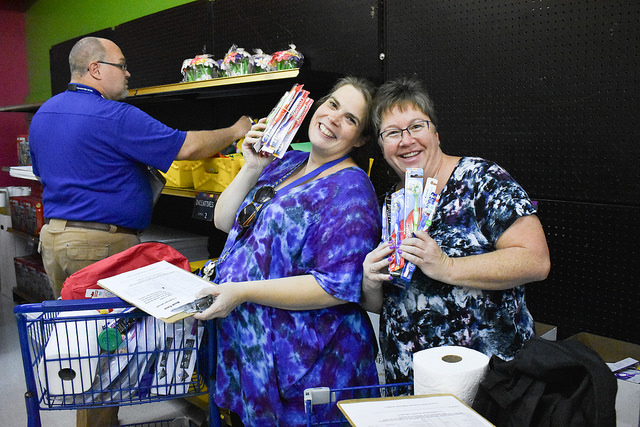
top-left (39, 219), bottom-right (140, 298)
top-left (38, 219), bottom-right (140, 426)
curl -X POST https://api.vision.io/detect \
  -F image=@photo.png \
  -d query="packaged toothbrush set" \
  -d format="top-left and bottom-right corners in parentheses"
top-left (382, 168), bottom-right (440, 288)
top-left (253, 83), bottom-right (314, 158)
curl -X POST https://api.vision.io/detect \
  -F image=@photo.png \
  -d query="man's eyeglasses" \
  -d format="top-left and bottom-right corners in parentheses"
top-left (96, 60), bottom-right (128, 72)
top-left (237, 185), bottom-right (276, 230)
top-left (379, 120), bottom-right (431, 144)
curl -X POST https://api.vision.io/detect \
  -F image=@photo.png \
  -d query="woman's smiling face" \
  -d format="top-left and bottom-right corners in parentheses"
top-left (379, 103), bottom-right (441, 178)
top-left (308, 84), bottom-right (367, 158)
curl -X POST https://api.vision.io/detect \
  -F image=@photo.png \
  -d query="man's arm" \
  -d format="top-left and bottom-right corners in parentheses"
top-left (175, 116), bottom-right (252, 160)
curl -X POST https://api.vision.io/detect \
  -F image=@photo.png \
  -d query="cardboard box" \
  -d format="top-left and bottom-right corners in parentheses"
top-left (568, 333), bottom-right (640, 427)
top-left (535, 322), bottom-right (557, 341)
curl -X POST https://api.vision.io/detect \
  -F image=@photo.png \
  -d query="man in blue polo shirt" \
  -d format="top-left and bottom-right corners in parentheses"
top-left (30, 35), bottom-right (251, 427)
top-left (30, 36), bottom-right (251, 297)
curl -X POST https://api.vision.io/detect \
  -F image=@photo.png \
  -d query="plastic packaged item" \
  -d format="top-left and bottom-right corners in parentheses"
top-left (251, 49), bottom-right (273, 73)
top-left (388, 189), bottom-right (404, 276)
top-left (397, 177), bottom-right (439, 286)
top-left (181, 54), bottom-right (217, 82)
top-left (17, 135), bottom-right (31, 166)
top-left (269, 44), bottom-right (304, 70)
top-left (222, 45), bottom-right (252, 76)
top-left (255, 84), bottom-right (313, 157)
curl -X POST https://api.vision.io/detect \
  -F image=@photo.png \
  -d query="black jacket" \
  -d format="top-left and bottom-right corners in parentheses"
top-left (472, 337), bottom-right (617, 427)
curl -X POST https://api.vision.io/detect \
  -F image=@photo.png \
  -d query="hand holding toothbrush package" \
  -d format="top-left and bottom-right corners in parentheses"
top-left (253, 83), bottom-right (314, 158)
top-left (382, 168), bottom-right (440, 288)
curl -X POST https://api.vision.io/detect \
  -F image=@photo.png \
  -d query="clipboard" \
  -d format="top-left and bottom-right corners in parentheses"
top-left (337, 393), bottom-right (494, 426)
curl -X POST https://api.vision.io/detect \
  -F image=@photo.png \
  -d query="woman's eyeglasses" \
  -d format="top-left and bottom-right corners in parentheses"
top-left (237, 185), bottom-right (276, 229)
top-left (379, 119), bottom-right (431, 144)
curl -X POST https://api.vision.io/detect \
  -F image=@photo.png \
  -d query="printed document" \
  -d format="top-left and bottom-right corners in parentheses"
top-left (97, 260), bottom-right (214, 322)
top-left (338, 394), bottom-right (494, 426)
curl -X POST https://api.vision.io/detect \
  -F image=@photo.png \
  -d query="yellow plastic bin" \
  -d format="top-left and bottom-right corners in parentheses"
top-left (160, 160), bottom-right (198, 188)
top-left (193, 154), bottom-right (244, 193)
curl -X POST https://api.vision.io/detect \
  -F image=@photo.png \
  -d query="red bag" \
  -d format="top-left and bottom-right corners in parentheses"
top-left (60, 242), bottom-right (191, 300)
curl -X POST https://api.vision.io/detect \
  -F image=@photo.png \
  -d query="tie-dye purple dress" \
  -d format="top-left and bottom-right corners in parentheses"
top-left (212, 150), bottom-right (380, 426)
top-left (381, 157), bottom-right (537, 383)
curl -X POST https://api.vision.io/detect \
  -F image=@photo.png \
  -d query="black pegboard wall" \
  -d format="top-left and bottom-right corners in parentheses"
top-left (527, 200), bottom-right (640, 343)
top-left (382, 0), bottom-right (640, 343)
top-left (211, 0), bottom-right (381, 82)
top-left (383, 0), bottom-right (640, 206)
top-left (114, 0), bottom-right (215, 89)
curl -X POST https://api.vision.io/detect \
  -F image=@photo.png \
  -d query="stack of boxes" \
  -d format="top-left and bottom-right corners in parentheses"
top-left (9, 193), bottom-right (49, 301)
top-left (13, 255), bottom-right (53, 301)
top-left (10, 194), bottom-right (45, 236)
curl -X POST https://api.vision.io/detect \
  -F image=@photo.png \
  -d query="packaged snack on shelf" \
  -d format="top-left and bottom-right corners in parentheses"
top-left (181, 54), bottom-right (217, 82)
top-left (251, 49), bottom-right (274, 73)
top-left (255, 83), bottom-right (313, 158)
top-left (222, 45), bottom-right (252, 76)
top-left (22, 195), bottom-right (45, 236)
top-left (269, 44), bottom-right (304, 70)
top-left (216, 59), bottom-right (226, 78)
top-left (17, 135), bottom-right (31, 166)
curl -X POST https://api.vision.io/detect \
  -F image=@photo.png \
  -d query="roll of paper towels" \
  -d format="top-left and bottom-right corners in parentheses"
top-left (38, 311), bottom-right (100, 395)
top-left (413, 346), bottom-right (490, 406)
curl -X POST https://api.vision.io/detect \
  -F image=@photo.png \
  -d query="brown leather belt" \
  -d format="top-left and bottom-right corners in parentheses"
top-left (44, 218), bottom-right (140, 235)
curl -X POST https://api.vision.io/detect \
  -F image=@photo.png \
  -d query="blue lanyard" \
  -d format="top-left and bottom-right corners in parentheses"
top-left (275, 153), bottom-right (350, 196)
top-left (67, 83), bottom-right (104, 98)
top-left (215, 153), bottom-right (351, 269)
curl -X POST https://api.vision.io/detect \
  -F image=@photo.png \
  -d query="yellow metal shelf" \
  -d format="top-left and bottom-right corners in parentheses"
top-left (128, 69), bottom-right (300, 97)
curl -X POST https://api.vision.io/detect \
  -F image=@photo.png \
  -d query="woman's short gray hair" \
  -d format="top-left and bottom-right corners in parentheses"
top-left (372, 76), bottom-right (439, 136)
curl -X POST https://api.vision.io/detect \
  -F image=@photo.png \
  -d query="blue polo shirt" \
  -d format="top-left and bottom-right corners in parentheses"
top-left (30, 84), bottom-right (186, 230)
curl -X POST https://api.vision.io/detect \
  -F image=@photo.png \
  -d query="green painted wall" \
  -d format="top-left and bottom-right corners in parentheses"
top-left (25, 0), bottom-right (194, 103)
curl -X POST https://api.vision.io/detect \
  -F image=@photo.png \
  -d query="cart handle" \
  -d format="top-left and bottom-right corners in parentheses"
top-left (14, 297), bottom-right (132, 314)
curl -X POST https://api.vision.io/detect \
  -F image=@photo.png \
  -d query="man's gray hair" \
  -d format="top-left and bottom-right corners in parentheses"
top-left (69, 37), bottom-right (106, 78)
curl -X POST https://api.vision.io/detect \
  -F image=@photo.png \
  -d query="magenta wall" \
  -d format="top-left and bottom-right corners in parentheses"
top-left (0, 7), bottom-right (31, 187)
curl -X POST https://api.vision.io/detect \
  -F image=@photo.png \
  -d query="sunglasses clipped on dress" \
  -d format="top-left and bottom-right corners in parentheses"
top-left (234, 154), bottom-right (350, 237)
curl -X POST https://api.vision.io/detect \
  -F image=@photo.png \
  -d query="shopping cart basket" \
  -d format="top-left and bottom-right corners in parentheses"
top-left (304, 382), bottom-right (413, 426)
top-left (14, 297), bottom-right (221, 427)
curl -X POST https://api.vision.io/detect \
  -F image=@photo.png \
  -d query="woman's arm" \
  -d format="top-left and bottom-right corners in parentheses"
top-left (213, 119), bottom-right (274, 232)
top-left (193, 275), bottom-right (344, 320)
top-left (400, 214), bottom-right (550, 290)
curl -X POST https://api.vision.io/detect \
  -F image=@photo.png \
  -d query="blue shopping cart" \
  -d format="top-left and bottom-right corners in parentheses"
top-left (14, 297), bottom-right (220, 427)
top-left (304, 382), bottom-right (414, 426)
